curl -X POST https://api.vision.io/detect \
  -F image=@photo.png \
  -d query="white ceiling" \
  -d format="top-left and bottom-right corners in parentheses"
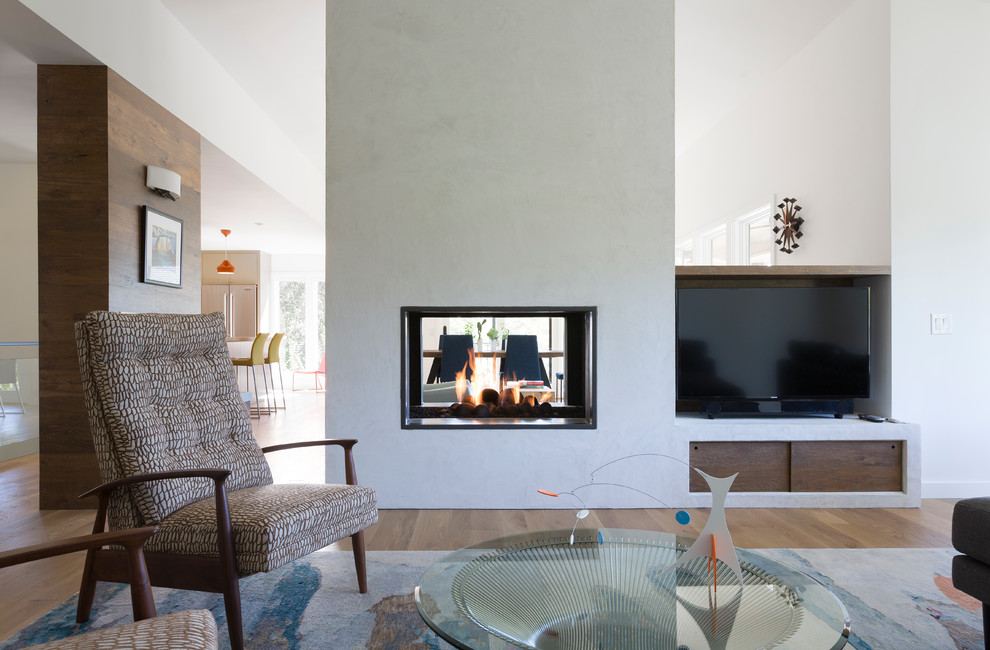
top-left (0, 0), bottom-right (857, 253)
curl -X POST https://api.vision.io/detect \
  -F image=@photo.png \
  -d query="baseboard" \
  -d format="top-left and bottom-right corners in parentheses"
top-left (922, 481), bottom-right (990, 499)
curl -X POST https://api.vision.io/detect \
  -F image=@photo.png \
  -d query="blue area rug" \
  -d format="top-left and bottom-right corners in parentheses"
top-left (0, 548), bottom-right (982, 649)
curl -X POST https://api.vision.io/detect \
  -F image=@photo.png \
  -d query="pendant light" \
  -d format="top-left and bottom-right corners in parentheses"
top-left (217, 229), bottom-right (235, 274)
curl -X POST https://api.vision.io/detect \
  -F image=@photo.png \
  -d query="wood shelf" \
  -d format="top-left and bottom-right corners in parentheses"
top-left (676, 265), bottom-right (890, 279)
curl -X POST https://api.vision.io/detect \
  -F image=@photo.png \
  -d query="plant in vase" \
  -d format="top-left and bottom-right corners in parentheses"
top-left (475, 319), bottom-right (487, 349)
top-left (486, 326), bottom-right (500, 351)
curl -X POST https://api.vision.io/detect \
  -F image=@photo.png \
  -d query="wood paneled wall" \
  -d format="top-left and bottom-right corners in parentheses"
top-left (38, 66), bottom-right (201, 509)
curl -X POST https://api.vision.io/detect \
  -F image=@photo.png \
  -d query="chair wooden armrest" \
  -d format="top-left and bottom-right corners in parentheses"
top-left (0, 527), bottom-right (159, 621)
top-left (261, 439), bottom-right (360, 485)
top-left (77, 469), bottom-right (237, 625)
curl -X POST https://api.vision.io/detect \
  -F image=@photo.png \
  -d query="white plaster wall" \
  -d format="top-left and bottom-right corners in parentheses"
top-left (326, 0), bottom-right (675, 508)
top-left (17, 0), bottom-right (323, 220)
top-left (676, 0), bottom-right (891, 266)
top-left (0, 164), bottom-right (39, 406)
top-left (0, 164), bottom-right (38, 342)
top-left (891, 0), bottom-right (990, 497)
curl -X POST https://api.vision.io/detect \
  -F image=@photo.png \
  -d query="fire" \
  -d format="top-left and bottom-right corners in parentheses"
top-left (454, 350), bottom-right (476, 404)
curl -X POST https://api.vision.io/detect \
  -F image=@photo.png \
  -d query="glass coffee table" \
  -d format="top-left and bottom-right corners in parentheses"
top-left (415, 528), bottom-right (849, 649)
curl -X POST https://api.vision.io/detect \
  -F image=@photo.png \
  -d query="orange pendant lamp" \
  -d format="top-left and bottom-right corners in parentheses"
top-left (217, 229), bottom-right (235, 274)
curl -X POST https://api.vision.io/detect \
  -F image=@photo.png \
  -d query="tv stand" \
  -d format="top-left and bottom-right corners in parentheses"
top-left (701, 400), bottom-right (854, 419)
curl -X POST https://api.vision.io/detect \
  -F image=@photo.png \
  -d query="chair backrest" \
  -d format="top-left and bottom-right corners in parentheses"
top-left (265, 332), bottom-right (285, 363)
top-left (75, 311), bottom-right (273, 529)
top-left (502, 335), bottom-right (545, 384)
top-left (247, 332), bottom-right (269, 364)
top-left (438, 334), bottom-right (474, 382)
top-left (316, 352), bottom-right (326, 372)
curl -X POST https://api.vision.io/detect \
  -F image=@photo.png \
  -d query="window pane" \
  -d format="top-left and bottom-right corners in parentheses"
top-left (709, 232), bottom-right (727, 265)
top-left (279, 281), bottom-right (306, 370)
top-left (749, 220), bottom-right (773, 265)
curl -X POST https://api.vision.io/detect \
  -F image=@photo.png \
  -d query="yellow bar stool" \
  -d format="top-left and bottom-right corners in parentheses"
top-left (265, 332), bottom-right (287, 410)
top-left (231, 333), bottom-right (272, 417)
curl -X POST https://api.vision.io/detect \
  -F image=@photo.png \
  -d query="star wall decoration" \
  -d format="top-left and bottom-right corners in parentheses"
top-left (773, 197), bottom-right (804, 254)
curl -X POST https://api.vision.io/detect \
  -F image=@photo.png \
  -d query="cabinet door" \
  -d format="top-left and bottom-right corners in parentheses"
top-left (228, 285), bottom-right (258, 339)
top-left (201, 285), bottom-right (230, 336)
top-left (791, 441), bottom-right (903, 492)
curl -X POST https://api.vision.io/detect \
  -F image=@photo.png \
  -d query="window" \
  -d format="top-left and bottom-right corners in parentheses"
top-left (274, 275), bottom-right (325, 371)
top-left (677, 201), bottom-right (775, 267)
top-left (734, 204), bottom-right (775, 266)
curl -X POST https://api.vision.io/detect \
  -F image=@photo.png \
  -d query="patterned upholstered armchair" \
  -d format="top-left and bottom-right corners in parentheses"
top-left (74, 311), bottom-right (378, 650)
top-left (0, 527), bottom-right (218, 649)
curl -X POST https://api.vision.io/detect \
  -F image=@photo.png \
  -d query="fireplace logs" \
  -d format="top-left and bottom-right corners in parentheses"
top-left (444, 387), bottom-right (557, 419)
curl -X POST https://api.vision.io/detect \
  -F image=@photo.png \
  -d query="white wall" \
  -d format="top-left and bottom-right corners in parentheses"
top-left (0, 164), bottom-right (38, 342)
top-left (676, 0), bottom-right (891, 266)
top-left (0, 163), bottom-right (39, 406)
top-left (326, 0), bottom-right (675, 508)
top-left (891, 0), bottom-right (990, 497)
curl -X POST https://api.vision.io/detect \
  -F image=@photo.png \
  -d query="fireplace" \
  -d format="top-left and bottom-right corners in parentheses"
top-left (402, 307), bottom-right (596, 428)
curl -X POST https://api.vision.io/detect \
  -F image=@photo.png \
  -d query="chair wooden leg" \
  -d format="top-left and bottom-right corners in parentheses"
top-left (223, 577), bottom-right (245, 650)
top-left (75, 548), bottom-right (99, 623)
top-left (351, 530), bottom-right (368, 593)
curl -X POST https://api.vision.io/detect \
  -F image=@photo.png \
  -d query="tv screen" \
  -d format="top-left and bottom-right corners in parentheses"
top-left (676, 287), bottom-right (870, 401)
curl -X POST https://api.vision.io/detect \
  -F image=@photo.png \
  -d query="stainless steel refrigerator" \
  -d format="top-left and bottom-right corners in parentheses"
top-left (202, 284), bottom-right (258, 338)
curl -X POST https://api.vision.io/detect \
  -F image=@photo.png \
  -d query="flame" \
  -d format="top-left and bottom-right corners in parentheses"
top-left (454, 350), bottom-right (477, 403)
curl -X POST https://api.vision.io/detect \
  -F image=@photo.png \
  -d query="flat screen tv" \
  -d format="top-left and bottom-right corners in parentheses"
top-left (676, 287), bottom-right (870, 417)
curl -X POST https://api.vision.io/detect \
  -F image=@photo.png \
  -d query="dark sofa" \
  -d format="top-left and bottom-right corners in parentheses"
top-left (952, 497), bottom-right (990, 637)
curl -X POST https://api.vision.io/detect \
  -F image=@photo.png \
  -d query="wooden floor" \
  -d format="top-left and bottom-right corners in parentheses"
top-left (0, 389), bottom-right (956, 641)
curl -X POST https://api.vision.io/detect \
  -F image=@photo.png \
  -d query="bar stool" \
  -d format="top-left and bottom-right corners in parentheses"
top-left (231, 333), bottom-right (272, 417)
top-left (264, 332), bottom-right (286, 410)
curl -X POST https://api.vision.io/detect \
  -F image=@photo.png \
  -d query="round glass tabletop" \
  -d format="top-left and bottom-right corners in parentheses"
top-left (415, 528), bottom-right (849, 650)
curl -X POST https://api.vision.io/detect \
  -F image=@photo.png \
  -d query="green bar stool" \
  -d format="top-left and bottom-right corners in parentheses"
top-left (264, 333), bottom-right (287, 410)
top-left (231, 333), bottom-right (272, 417)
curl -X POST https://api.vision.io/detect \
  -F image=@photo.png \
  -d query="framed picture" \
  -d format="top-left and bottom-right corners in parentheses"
top-left (142, 206), bottom-right (183, 288)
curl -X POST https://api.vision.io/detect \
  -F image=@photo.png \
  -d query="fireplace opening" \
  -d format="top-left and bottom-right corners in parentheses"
top-left (402, 307), bottom-right (596, 429)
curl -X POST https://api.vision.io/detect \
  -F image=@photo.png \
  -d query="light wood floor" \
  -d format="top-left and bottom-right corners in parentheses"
top-left (0, 389), bottom-right (956, 641)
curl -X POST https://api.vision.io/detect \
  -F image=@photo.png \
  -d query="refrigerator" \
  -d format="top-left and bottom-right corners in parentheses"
top-left (202, 284), bottom-right (258, 339)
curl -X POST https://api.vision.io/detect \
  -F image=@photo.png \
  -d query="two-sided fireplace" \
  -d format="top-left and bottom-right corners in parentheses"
top-left (401, 307), bottom-right (596, 428)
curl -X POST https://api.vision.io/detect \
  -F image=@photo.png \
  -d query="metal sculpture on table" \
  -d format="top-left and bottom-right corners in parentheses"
top-left (539, 454), bottom-right (743, 589)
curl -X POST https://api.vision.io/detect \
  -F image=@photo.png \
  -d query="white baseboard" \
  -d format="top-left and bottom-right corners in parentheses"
top-left (922, 481), bottom-right (990, 499)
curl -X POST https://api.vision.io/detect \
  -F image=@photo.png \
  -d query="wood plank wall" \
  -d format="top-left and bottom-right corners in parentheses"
top-left (37, 66), bottom-right (201, 509)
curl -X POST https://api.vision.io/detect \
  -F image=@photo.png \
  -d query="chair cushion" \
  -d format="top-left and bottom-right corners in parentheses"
top-left (30, 609), bottom-right (218, 649)
top-left (148, 483), bottom-right (379, 575)
top-left (77, 311), bottom-right (273, 526)
top-left (952, 497), bottom-right (990, 565)
top-left (953, 554), bottom-right (990, 604)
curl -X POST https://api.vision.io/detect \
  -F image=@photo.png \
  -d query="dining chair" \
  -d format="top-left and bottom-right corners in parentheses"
top-left (292, 352), bottom-right (326, 391)
top-left (74, 311), bottom-right (378, 650)
top-left (0, 358), bottom-right (23, 416)
top-left (264, 332), bottom-right (286, 409)
top-left (437, 334), bottom-right (475, 383)
top-left (500, 334), bottom-right (551, 388)
top-left (231, 333), bottom-right (271, 416)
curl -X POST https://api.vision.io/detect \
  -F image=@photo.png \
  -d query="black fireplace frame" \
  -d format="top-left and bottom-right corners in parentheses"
top-left (401, 306), bottom-right (597, 429)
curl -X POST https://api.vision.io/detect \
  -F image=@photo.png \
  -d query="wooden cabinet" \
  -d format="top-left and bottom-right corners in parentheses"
top-left (690, 440), bottom-right (903, 493)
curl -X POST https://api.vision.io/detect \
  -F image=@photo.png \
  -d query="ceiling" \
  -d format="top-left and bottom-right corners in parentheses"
top-left (0, 0), bottom-right (856, 254)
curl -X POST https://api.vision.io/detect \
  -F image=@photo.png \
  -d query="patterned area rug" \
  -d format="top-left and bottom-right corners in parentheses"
top-left (0, 548), bottom-right (982, 649)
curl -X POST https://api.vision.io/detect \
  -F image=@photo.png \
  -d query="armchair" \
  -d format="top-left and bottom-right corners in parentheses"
top-left (0, 527), bottom-right (218, 649)
top-left (74, 311), bottom-right (378, 650)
